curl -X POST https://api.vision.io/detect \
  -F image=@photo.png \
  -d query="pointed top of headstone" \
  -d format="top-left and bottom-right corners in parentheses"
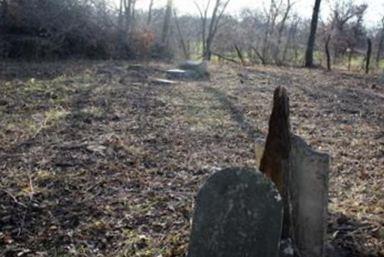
top-left (260, 86), bottom-right (291, 192)
top-left (273, 86), bottom-right (290, 119)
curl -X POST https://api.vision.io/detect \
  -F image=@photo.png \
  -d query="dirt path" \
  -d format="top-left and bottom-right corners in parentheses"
top-left (0, 61), bottom-right (383, 256)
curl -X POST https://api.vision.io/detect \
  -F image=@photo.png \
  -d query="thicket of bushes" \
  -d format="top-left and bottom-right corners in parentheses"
top-left (0, 0), bottom-right (167, 60)
top-left (1, 0), bottom-right (383, 70)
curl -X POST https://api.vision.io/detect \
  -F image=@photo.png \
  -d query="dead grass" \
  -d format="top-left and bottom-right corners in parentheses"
top-left (0, 61), bottom-right (383, 257)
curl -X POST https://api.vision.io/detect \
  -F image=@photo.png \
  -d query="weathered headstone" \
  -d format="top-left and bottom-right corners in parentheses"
top-left (179, 60), bottom-right (208, 72)
top-left (166, 69), bottom-right (198, 80)
top-left (259, 86), bottom-right (291, 239)
top-left (164, 61), bottom-right (209, 80)
top-left (188, 167), bottom-right (283, 257)
top-left (259, 86), bottom-right (329, 257)
top-left (289, 135), bottom-right (330, 257)
top-left (179, 61), bottom-right (209, 79)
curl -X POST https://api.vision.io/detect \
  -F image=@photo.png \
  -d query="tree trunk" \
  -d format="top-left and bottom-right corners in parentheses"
top-left (124, 0), bottom-right (132, 35)
top-left (234, 45), bottom-right (245, 65)
top-left (275, 0), bottom-right (292, 64)
top-left (304, 0), bottom-right (322, 67)
top-left (118, 0), bottom-right (124, 30)
top-left (376, 23), bottom-right (384, 67)
top-left (261, 1), bottom-right (278, 65)
top-left (366, 38), bottom-right (372, 74)
top-left (161, 0), bottom-right (172, 45)
top-left (325, 35), bottom-right (331, 71)
top-left (283, 21), bottom-right (299, 63)
top-left (174, 10), bottom-right (190, 59)
top-left (196, 0), bottom-right (230, 61)
top-left (348, 49), bottom-right (352, 71)
top-left (117, 0), bottom-right (125, 51)
top-left (203, 0), bottom-right (221, 61)
top-left (147, 0), bottom-right (154, 25)
top-left (253, 47), bottom-right (267, 65)
top-left (204, 46), bottom-right (212, 60)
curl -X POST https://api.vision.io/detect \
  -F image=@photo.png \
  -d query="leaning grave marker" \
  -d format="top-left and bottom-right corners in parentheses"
top-left (259, 86), bottom-right (330, 257)
top-left (289, 135), bottom-right (330, 257)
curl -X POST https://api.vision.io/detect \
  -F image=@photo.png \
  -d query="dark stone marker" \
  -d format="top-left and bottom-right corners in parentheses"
top-left (259, 86), bottom-right (291, 239)
top-left (188, 167), bottom-right (283, 257)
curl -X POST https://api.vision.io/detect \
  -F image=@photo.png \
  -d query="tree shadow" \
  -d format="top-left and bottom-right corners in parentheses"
top-left (202, 86), bottom-right (262, 141)
top-left (0, 60), bottom-right (96, 81)
top-left (327, 211), bottom-right (381, 257)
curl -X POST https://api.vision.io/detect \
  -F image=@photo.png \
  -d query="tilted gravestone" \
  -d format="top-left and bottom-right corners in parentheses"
top-left (289, 135), bottom-right (330, 257)
top-left (259, 86), bottom-right (291, 240)
top-left (259, 86), bottom-right (330, 257)
top-left (188, 167), bottom-right (283, 257)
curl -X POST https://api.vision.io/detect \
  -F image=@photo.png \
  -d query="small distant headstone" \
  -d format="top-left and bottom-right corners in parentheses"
top-left (127, 64), bottom-right (145, 71)
top-left (289, 135), bottom-right (330, 257)
top-left (166, 69), bottom-right (197, 80)
top-left (188, 167), bottom-right (283, 257)
top-left (166, 69), bottom-right (186, 79)
top-left (150, 78), bottom-right (176, 85)
top-left (178, 60), bottom-right (209, 79)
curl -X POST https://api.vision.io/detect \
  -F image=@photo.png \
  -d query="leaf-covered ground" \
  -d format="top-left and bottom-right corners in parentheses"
top-left (0, 61), bottom-right (383, 257)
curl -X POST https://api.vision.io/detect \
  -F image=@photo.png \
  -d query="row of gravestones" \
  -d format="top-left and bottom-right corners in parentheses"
top-left (186, 87), bottom-right (330, 257)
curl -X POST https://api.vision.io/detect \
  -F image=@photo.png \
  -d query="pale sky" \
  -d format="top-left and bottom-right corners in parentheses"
top-left (112, 0), bottom-right (383, 27)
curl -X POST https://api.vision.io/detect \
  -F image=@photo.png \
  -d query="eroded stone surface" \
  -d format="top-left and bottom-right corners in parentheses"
top-left (188, 167), bottom-right (283, 257)
top-left (289, 135), bottom-right (330, 257)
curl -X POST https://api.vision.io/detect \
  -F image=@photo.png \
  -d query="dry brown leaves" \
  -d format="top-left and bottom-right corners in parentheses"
top-left (0, 61), bottom-right (383, 257)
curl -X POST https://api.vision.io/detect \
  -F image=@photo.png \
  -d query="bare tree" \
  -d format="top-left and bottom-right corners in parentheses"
top-left (366, 38), bottom-right (372, 74)
top-left (304, 0), bottom-right (322, 67)
top-left (124, 0), bottom-right (136, 35)
top-left (195, 0), bottom-right (231, 60)
top-left (325, 34), bottom-right (332, 71)
top-left (234, 44), bottom-right (246, 65)
top-left (330, 1), bottom-right (367, 61)
top-left (261, 0), bottom-right (283, 64)
top-left (147, 0), bottom-right (154, 25)
top-left (274, 0), bottom-right (294, 64)
top-left (282, 15), bottom-right (300, 63)
top-left (174, 10), bottom-right (190, 59)
top-left (118, 0), bottom-right (137, 48)
top-left (161, 0), bottom-right (173, 45)
top-left (376, 17), bottom-right (384, 67)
